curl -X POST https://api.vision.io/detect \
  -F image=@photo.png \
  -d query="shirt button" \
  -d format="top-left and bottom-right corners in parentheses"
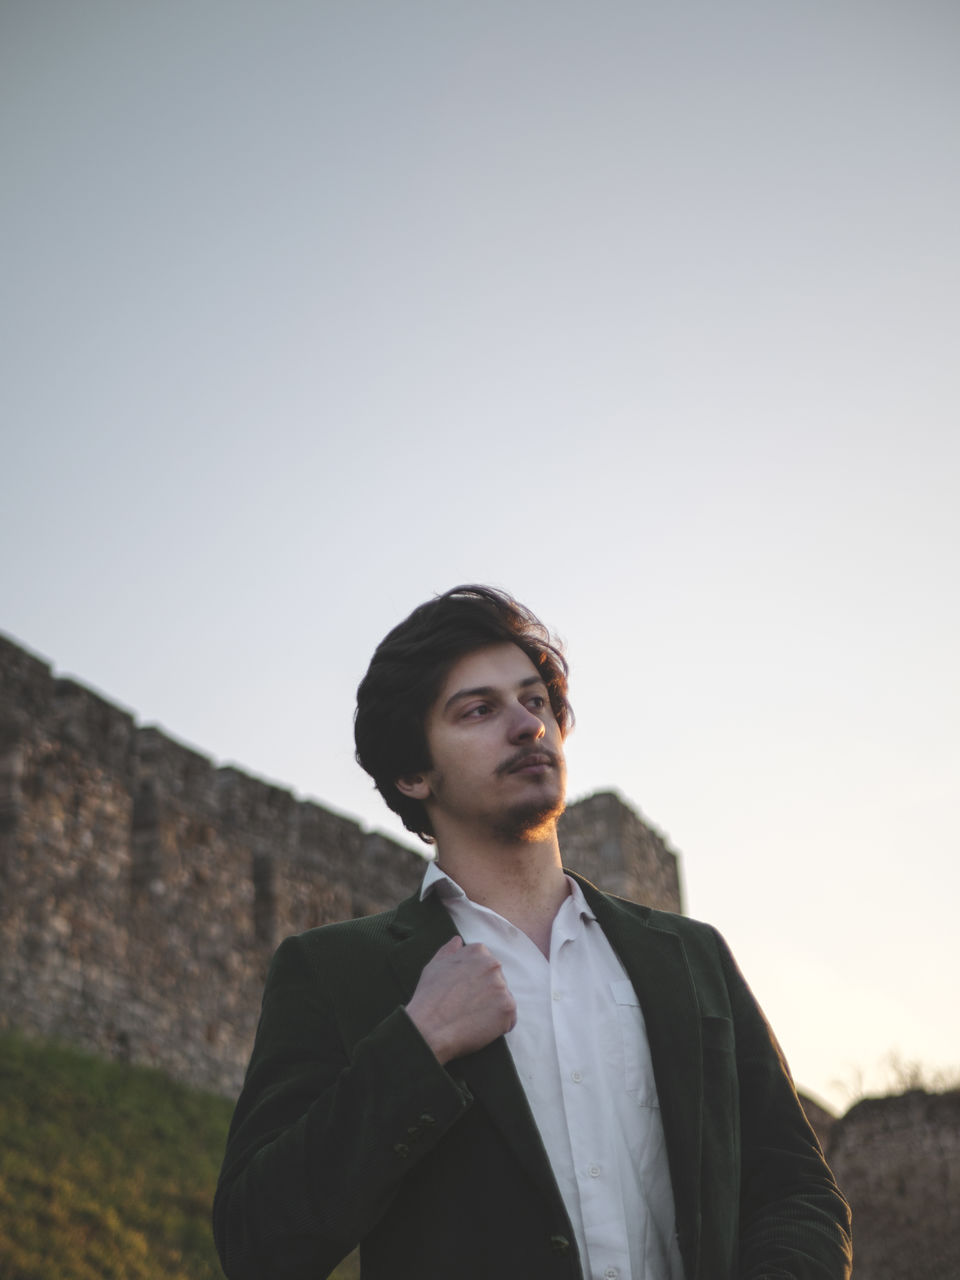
top-left (571, 1070), bottom-right (583, 1083)
top-left (604, 1270), bottom-right (619, 1279)
top-left (552, 990), bottom-right (561, 1001)
top-left (589, 1164), bottom-right (601, 1177)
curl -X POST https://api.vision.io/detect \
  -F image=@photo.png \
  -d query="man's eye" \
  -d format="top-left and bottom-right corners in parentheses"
top-left (465, 703), bottom-right (491, 718)
top-left (528, 695), bottom-right (546, 710)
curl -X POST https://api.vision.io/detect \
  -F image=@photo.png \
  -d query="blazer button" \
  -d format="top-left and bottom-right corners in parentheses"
top-left (549, 1235), bottom-right (571, 1254)
top-left (392, 1143), bottom-right (410, 1158)
top-left (418, 1113), bottom-right (436, 1126)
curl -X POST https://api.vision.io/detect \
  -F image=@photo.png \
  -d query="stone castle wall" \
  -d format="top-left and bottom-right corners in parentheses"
top-left (827, 1089), bottom-right (960, 1280)
top-left (0, 632), bottom-right (682, 1097)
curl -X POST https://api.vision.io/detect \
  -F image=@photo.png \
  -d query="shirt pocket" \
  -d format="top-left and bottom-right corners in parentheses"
top-left (610, 978), bottom-right (659, 1107)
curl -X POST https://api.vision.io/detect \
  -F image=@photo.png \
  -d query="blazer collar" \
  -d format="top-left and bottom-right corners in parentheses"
top-left (387, 885), bottom-right (460, 998)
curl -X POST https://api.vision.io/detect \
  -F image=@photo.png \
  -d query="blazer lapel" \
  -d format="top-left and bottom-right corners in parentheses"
top-left (388, 887), bottom-right (572, 1218)
top-left (573, 875), bottom-right (703, 1266)
top-left (388, 888), bottom-right (460, 999)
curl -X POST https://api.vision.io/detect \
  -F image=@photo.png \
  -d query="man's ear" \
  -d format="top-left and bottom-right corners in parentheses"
top-left (395, 773), bottom-right (431, 801)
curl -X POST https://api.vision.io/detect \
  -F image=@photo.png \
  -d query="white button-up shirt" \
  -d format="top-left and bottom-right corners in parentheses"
top-left (421, 864), bottom-right (685, 1280)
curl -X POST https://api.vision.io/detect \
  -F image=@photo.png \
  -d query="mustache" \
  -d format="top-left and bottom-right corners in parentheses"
top-left (496, 747), bottom-right (560, 776)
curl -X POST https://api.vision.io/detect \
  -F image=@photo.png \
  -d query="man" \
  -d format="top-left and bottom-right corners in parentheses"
top-left (214, 586), bottom-right (852, 1280)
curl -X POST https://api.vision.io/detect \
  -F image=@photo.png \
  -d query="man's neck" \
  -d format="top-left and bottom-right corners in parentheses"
top-left (433, 825), bottom-right (569, 957)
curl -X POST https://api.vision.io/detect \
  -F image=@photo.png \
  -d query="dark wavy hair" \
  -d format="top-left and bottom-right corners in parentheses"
top-left (354, 585), bottom-right (573, 842)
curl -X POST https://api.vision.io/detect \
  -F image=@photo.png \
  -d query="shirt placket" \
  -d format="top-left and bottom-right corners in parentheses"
top-left (551, 916), bottom-right (631, 1280)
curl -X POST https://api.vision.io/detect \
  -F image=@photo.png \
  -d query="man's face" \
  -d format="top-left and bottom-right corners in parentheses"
top-left (399, 642), bottom-right (567, 844)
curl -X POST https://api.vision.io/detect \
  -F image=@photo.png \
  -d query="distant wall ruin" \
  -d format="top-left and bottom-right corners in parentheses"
top-left (828, 1089), bottom-right (960, 1280)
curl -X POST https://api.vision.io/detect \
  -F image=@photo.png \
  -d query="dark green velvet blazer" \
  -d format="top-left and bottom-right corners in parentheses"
top-left (213, 874), bottom-right (852, 1280)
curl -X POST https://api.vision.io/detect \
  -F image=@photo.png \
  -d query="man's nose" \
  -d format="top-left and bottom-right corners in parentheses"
top-left (508, 702), bottom-right (546, 742)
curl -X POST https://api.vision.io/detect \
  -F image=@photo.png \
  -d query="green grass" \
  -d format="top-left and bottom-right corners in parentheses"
top-left (0, 1031), bottom-right (359, 1280)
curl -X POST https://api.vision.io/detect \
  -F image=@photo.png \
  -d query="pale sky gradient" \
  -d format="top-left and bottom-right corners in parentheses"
top-left (2, 1), bottom-right (958, 1110)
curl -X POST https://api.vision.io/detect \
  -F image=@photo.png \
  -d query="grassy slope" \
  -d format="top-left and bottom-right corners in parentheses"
top-left (0, 1032), bottom-right (358, 1280)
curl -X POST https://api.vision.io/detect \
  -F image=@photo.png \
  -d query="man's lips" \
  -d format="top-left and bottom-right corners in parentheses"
top-left (497, 749), bottom-right (558, 776)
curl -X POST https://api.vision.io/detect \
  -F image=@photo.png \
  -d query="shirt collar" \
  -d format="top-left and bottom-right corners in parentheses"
top-left (419, 859), bottom-right (597, 923)
top-left (419, 858), bottom-right (461, 902)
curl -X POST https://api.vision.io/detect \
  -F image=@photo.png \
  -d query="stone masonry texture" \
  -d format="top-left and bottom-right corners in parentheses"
top-left (827, 1089), bottom-right (960, 1279)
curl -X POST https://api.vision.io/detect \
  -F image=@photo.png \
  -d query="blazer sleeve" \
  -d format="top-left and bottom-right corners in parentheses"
top-left (212, 931), bottom-right (473, 1280)
top-left (715, 929), bottom-right (853, 1280)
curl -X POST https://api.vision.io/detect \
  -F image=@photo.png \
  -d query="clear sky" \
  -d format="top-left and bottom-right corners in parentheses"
top-left (3, 1), bottom-right (958, 1111)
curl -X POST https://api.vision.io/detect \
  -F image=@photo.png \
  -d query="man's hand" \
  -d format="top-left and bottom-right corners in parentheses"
top-left (405, 936), bottom-right (517, 1065)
